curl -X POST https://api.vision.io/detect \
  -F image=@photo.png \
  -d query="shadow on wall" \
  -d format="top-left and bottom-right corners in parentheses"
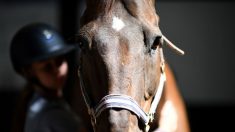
top-left (0, 90), bottom-right (20, 132)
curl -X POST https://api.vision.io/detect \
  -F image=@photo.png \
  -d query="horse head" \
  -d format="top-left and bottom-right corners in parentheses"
top-left (75, 0), bottom-right (184, 131)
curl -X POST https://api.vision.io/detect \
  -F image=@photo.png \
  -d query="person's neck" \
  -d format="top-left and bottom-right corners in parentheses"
top-left (34, 85), bottom-right (63, 99)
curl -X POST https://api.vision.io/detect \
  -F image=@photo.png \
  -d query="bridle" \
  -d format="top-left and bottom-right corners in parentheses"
top-left (77, 35), bottom-right (184, 132)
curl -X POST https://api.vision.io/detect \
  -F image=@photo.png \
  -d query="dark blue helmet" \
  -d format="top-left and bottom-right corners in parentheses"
top-left (10, 23), bottom-right (75, 73)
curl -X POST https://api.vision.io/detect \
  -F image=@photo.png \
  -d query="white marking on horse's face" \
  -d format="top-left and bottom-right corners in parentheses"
top-left (112, 16), bottom-right (125, 31)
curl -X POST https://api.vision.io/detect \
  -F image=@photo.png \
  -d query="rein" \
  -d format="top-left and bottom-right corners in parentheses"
top-left (77, 35), bottom-right (184, 132)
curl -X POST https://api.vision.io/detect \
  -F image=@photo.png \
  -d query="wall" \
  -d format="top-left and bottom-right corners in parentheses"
top-left (157, 2), bottom-right (235, 105)
top-left (0, 1), bottom-right (59, 90)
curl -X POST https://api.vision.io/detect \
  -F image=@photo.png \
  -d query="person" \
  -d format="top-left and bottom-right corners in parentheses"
top-left (10, 23), bottom-right (85, 132)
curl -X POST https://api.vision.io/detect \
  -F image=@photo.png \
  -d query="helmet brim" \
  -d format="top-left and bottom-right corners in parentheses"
top-left (29, 44), bottom-right (76, 63)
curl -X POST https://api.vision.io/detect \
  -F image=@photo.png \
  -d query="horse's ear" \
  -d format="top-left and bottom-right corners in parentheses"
top-left (121, 0), bottom-right (138, 17)
top-left (150, 0), bottom-right (156, 7)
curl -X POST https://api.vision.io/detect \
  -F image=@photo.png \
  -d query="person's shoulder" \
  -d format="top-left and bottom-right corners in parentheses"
top-left (40, 100), bottom-right (84, 132)
top-left (24, 97), bottom-right (50, 132)
top-left (26, 95), bottom-right (84, 132)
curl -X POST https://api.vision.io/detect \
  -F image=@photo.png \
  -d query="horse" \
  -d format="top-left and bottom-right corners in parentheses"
top-left (73, 0), bottom-right (187, 131)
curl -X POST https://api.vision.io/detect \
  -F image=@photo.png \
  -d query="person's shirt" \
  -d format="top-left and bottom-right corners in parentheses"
top-left (24, 92), bottom-right (83, 132)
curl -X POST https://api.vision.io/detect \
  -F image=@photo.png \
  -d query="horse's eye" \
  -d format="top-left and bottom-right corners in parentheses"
top-left (151, 36), bottom-right (162, 50)
top-left (76, 36), bottom-right (88, 50)
top-left (78, 41), bottom-right (84, 48)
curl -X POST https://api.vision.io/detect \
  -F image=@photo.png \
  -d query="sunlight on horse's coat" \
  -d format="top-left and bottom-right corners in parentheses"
top-left (159, 100), bottom-right (178, 132)
top-left (112, 16), bottom-right (125, 31)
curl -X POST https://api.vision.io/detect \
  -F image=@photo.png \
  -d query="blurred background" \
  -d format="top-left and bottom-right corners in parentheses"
top-left (0, 0), bottom-right (234, 131)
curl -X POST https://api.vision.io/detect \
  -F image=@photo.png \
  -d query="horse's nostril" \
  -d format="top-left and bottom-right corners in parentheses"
top-left (151, 36), bottom-right (162, 50)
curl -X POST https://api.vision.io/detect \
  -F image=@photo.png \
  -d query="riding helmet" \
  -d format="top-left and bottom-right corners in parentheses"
top-left (10, 23), bottom-right (75, 73)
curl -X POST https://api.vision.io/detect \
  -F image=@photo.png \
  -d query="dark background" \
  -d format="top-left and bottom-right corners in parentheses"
top-left (0, 0), bottom-right (235, 131)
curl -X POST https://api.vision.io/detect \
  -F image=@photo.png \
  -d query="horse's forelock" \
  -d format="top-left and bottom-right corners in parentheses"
top-left (86, 0), bottom-right (116, 15)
